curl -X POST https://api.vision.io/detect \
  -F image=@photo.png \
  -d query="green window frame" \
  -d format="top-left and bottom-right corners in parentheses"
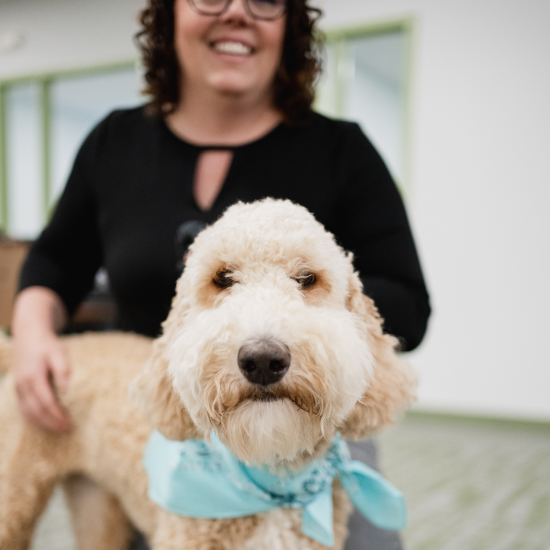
top-left (0, 60), bottom-right (137, 234)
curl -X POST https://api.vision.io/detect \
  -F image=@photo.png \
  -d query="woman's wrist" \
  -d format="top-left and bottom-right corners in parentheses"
top-left (12, 286), bottom-right (67, 339)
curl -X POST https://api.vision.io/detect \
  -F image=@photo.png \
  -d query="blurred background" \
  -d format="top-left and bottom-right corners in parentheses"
top-left (1, 0), bottom-right (549, 549)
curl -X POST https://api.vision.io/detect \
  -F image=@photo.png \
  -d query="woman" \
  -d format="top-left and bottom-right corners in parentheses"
top-left (13, 0), bottom-right (430, 547)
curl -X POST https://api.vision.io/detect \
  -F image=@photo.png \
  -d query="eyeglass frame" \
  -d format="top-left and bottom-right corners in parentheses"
top-left (186, 0), bottom-right (287, 21)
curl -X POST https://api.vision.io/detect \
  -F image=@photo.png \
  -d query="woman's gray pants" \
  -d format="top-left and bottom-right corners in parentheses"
top-left (345, 440), bottom-right (404, 550)
top-left (131, 440), bottom-right (403, 550)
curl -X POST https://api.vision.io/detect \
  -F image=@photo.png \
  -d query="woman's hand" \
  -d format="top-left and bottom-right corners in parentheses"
top-left (14, 333), bottom-right (71, 432)
top-left (12, 287), bottom-right (72, 432)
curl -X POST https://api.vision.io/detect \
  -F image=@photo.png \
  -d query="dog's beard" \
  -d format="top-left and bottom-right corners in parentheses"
top-left (197, 370), bottom-right (332, 465)
top-left (218, 398), bottom-right (325, 466)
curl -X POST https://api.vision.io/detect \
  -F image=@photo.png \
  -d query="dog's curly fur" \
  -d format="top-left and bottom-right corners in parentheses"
top-left (0, 199), bottom-right (416, 550)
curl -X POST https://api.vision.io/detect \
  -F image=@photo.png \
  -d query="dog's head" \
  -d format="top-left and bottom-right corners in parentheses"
top-left (133, 199), bottom-right (415, 466)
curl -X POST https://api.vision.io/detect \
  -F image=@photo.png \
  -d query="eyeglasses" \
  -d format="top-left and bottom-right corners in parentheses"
top-left (187, 0), bottom-right (286, 21)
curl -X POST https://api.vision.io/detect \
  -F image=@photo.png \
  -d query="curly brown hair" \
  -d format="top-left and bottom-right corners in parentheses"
top-left (136, 0), bottom-right (323, 125)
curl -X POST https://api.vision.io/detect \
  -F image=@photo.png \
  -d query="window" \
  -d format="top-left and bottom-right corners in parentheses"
top-left (3, 82), bottom-right (44, 238)
top-left (0, 63), bottom-right (143, 239)
top-left (316, 22), bottom-right (412, 190)
top-left (0, 22), bottom-right (412, 237)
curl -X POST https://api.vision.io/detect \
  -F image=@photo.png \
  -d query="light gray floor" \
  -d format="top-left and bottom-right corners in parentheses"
top-left (31, 489), bottom-right (75, 550)
top-left (380, 414), bottom-right (550, 550)
top-left (31, 414), bottom-right (550, 550)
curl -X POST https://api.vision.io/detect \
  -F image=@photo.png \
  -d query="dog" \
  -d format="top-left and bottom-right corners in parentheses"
top-left (0, 199), bottom-right (415, 550)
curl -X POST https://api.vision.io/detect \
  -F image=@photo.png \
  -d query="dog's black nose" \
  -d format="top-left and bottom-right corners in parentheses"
top-left (238, 339), bottom-right (291, 386)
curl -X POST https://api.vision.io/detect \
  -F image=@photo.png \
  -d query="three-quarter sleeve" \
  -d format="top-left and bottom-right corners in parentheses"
top-left (334, 123), bottom-right (430, 351)
top-left (19, 120), bottom-right (106, 316)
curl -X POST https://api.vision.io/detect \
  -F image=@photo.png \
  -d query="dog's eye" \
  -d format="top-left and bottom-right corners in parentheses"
top-left (294, 273), bottom-right (317, 289)
top-left (213, 270), bottom-right (235, 290)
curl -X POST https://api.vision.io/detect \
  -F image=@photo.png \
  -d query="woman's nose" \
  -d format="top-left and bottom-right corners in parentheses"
top-left (220, 0), bottom-right (252, 22)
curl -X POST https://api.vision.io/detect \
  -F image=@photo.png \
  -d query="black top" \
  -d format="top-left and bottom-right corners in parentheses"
top-left (20, 107), bottom-right (430, 349)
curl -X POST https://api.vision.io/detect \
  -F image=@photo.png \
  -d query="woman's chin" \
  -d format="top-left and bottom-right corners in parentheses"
top-left (206, 72), bottom-right (272, 101)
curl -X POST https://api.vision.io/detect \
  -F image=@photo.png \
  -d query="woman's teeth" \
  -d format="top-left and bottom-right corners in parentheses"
top-left (213, 42), bottom-right (253, 55)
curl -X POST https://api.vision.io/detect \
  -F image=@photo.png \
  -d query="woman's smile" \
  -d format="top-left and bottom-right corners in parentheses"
top-left (174, 0), bottom-right (285, 99)
top-left (210, 40), bottom-right (255, 56)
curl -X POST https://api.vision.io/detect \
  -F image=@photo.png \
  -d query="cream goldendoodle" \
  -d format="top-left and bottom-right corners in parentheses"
top-left (0, 199), bottom-right (415, 550)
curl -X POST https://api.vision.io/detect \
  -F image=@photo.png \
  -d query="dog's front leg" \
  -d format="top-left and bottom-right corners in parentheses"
top-left (0, 378), bottom-right (74, 550)
top-left (63, 474), bottom-right (134, 550)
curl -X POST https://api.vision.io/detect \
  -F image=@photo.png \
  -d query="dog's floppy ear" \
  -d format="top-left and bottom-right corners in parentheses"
top-left (340, 267), bottom-right (416, 439)
top-left (131, 281), bottom-right (200, 441)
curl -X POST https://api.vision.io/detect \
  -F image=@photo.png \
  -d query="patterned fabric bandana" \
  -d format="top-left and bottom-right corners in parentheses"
top-left (144, 430), bottom-right (406, 546)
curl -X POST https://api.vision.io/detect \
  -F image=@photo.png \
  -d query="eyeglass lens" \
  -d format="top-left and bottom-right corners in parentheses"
top-left (189, 0), bottom-right (286, 20)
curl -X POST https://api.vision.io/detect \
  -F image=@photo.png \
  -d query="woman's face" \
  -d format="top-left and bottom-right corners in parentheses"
top-left (173, 0), bottom-right (286, 102)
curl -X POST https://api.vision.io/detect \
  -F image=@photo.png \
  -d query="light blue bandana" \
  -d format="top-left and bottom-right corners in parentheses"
top-left (144, 430), bottom-right (406, 547)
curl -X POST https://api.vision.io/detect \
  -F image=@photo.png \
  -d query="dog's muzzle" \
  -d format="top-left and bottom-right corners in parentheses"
top-left (237, 339), bottom-right (291, 386)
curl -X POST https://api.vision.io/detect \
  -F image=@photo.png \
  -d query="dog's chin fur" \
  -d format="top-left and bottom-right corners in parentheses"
top-left (216, 399), bottom-right (327, 467)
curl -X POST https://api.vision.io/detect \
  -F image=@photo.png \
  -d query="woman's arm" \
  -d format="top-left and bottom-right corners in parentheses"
top-left (11, 286), bottom-right (71, 432)
top-left (334, 123), bottom-right (430, 351)
top-left (360, 276), bottom-right (430, 351)
top-left (12, 114), bottom-right (114, 431)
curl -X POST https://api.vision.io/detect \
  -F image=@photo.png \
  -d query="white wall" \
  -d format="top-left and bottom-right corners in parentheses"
top-left (1, 0), bottom-right (549, 420)
top-left (319, 0), bottom-right (550, 420)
